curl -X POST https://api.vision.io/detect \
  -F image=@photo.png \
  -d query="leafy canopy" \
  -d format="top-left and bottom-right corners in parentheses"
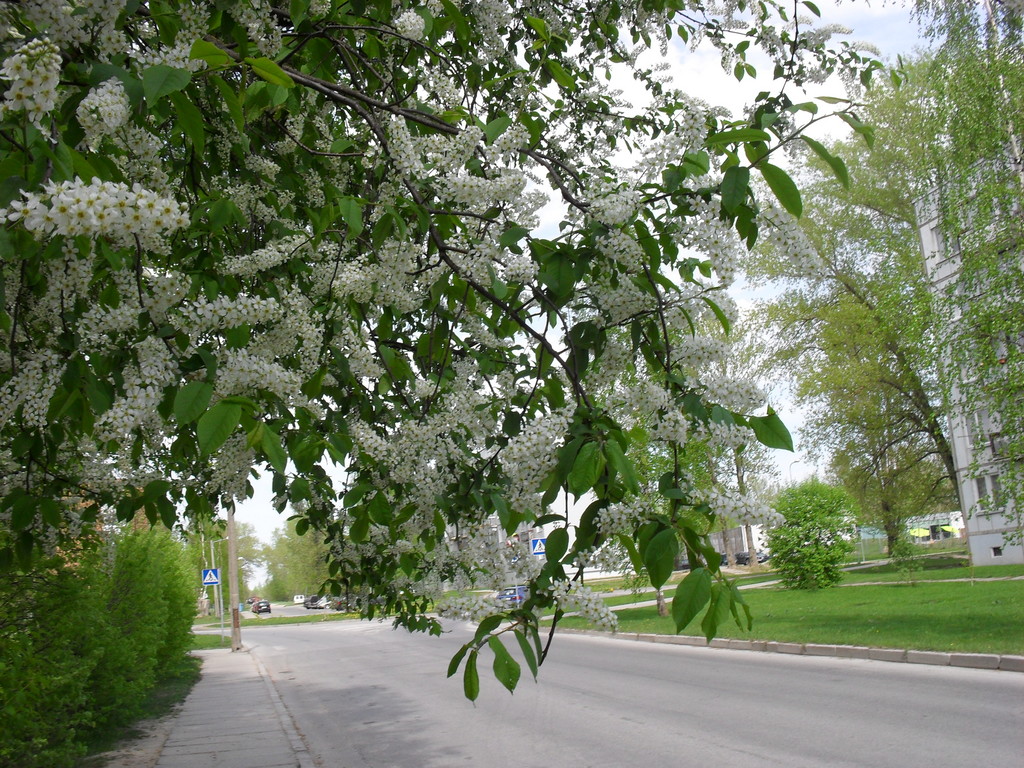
top-left (0, 0), bottom-right (878, 695)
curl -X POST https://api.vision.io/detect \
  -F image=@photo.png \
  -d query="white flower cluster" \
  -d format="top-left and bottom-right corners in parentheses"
top-left (590, 274), bottom-right (653, 325)
top-left (217, 349), bottom-right (302, 401)
top-left (178, 293), bottom-right (280, 333)
top-left (464, 0), bottom-right (512, 62)
top-left (95, 383), bottom-right (164, 441)
top-left (701, 374), bottom-right (765, 413)
top-left (596, 229), bottom-right (645, 270)
top-left (387, 115), bottom-right (425, 175)
top-left (441, 170), bottom-right (525, 207)
top-left (5, 179), bottom-right (187, 251)
top-left (649, 408), bottom-right (689, 445)
top-left (0, 349), bottom-right (61, 429)
top-left (78, 302), bottom-right (140, 351)
top-left (21, 0), bottom-right (126, 60)
top-left (680, 197), bottom-right (741, 285)
top-left (435, 594), bottom-right (508, 623)
top-left (550, 581), bottom-right (617, 631)
top-left (0, 38), bottom-right (62, 128)
top-left (500, 409), bottom-right (569, 501)
top-left (758, 203), bottom-right (822, 276)
top-left (77, 78), bottom-right (130, 147)
top-left (703, 487), bottom-right (780, 527)
top-left (698, 419), bottom-right (754, 452)
top-left (674, 335), bottom-right (729, 370)
top-left (596, 500), bottom-right (648, 536)
top-left (394, 9), bottom-right (426, 40)
top-left (204, 432), bottom-right (256, 503)
top-left (588, 188), bottom-right (641, 228)
top-left (221, 234), bottom-right (309, 277)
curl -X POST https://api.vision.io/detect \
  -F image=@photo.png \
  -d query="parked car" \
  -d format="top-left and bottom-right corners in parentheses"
top-left (331, 596), bottom-right (356, 612)
top-left (496, 586), bottom-right (528, 606)
top-left (304, 594), bottom-right (330, 609)
top-left (734, 550), bottom-right (771, 566)
top-left (251, 600), bottom-right (271, 615)
top-left (246, 596), bottom-right (259, 605)
top-left (292, 594), bottom-right (305, 604)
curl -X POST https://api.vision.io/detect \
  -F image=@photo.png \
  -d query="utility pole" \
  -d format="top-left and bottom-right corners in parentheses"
top-left (226, 503), bottom-right (242, 652)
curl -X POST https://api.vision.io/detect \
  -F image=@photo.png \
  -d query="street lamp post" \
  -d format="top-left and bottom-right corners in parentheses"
top-left (209, 537), bottom-right (226, 641)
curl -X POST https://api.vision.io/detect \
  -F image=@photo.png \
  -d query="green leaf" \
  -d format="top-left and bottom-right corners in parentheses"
top-left (211, 75), bottom-right (244, 131)
top-left (11, 496), bottom-right (36, 531)
top-left (545, 526), bottom-right (569, 564)
top-left (245, 57), bottom-right (295, 88)
top-left (720, 165), bottom-right (749, 215)
top-left (260, 425), bottom-right (287, 474)
top-left (447, 645), bottom-right (469, 678)
top-left (514, 629), bottom-right (539, 680)
top-left (197, 402), bottom-right (241, 454)
top-left (642, 528), bottom-right (679, 590)
top-left (499, 225), bottom-right (530, 250)
top-left (671, 567), bottom-right (712, 632)
top-left (544, 60), bottom-right (576, 90)
top-left (801, 136), bottom-right (849, 188)
top-left (464, 651), bottom-right (480, 701)
top-left (567, 441), bottom-right (603, 497)
top-left (603, 439), bottom-right (639, 493)
top-left (349, 514), bottom-right (370, 543)
top-left (838, 112), bottom-right (875, 148)
top-left (174, 381), bottom-right (213, 424)
top-left (170, 91), bottom-right (206, 154)
top-left (142, 65), bottom-right (191, 104)
top-left (758, 162), bottom-right (802, 218)
top-left (189, 39), bottom-right (231, 69)
top-left (368, 492), bottom-right (391, 525)
top-left (483, 116), bottom-right (513, 144)
top-left (489, 636), bottom-right (521, 694)
top-left (525, 16), bottom-right (550, 41)
top-left (337, 197), bottom-right (363, 236)
top-left (474, 614), bottom-right (503, 643)
top-left (748, 410), bottom-right (793, 451)
top-left (701, 582), bottom-right (733, 642)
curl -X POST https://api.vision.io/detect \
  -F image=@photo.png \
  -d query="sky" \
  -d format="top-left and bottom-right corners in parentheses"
top-left (236, 1), bottom-right (932, 548)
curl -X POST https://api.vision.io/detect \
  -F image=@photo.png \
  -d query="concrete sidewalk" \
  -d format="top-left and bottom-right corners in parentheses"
top-left (98, 648), bottom-right (313, 768)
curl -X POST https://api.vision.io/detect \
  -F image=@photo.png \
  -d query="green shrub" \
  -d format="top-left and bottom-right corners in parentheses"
top-left (767, 479), bottom-right (857, 589)
top-left (0, 525), bottom-right (196, 767)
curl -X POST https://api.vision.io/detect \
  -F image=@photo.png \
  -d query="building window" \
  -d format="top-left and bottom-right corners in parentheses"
top-left (991, 546), bottom-right (1003, 558)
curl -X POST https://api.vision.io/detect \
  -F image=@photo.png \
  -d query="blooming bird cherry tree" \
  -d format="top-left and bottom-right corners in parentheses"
top-left (0, 0), bottom-right (876, 696)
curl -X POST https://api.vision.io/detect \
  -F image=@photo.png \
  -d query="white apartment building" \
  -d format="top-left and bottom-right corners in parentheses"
top-left (917, 191), bottom-right (1024, 565)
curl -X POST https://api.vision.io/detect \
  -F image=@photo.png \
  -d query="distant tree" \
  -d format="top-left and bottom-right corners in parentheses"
top-left (263, 519), bottom-right (331, 600)
top-left (914, 0), bottom-right (1024, 538)
top-left (748, 63), bottom-right (958, 550)
top-left (767, 479), bottom-right (856, 590)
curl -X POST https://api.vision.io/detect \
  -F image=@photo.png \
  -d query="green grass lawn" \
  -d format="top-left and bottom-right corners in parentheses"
top-left (558, 579), bottom-right (1024, 655)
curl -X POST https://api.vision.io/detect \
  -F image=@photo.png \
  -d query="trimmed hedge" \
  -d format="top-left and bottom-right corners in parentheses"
top-left (0, 526), bottom-right (196, 767)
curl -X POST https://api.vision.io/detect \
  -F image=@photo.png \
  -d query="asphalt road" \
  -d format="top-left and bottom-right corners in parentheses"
top-left (243, 621), bottom-right (1023, 768)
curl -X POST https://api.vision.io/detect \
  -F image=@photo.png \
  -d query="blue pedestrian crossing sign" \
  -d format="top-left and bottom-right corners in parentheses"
top-left (202, 568), bottom-right (220, 586)
top-left (530, 538), bottom-right (546, 556)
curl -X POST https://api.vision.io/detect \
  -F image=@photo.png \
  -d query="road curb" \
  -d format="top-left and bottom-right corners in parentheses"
top-left (249, 648), bottom-right (317, 768)
top-left (561, 629), bottom-right (1024, 672)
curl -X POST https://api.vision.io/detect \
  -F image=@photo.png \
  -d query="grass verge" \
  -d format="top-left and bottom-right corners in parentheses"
top-left (558, 579), bottom-right (1024, 655)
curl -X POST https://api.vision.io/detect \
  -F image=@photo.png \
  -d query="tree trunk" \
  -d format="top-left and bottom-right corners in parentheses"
top-left (655, 588), bottom-right (668, 617)
top-left (744, 523), bottom-right (759, 569)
